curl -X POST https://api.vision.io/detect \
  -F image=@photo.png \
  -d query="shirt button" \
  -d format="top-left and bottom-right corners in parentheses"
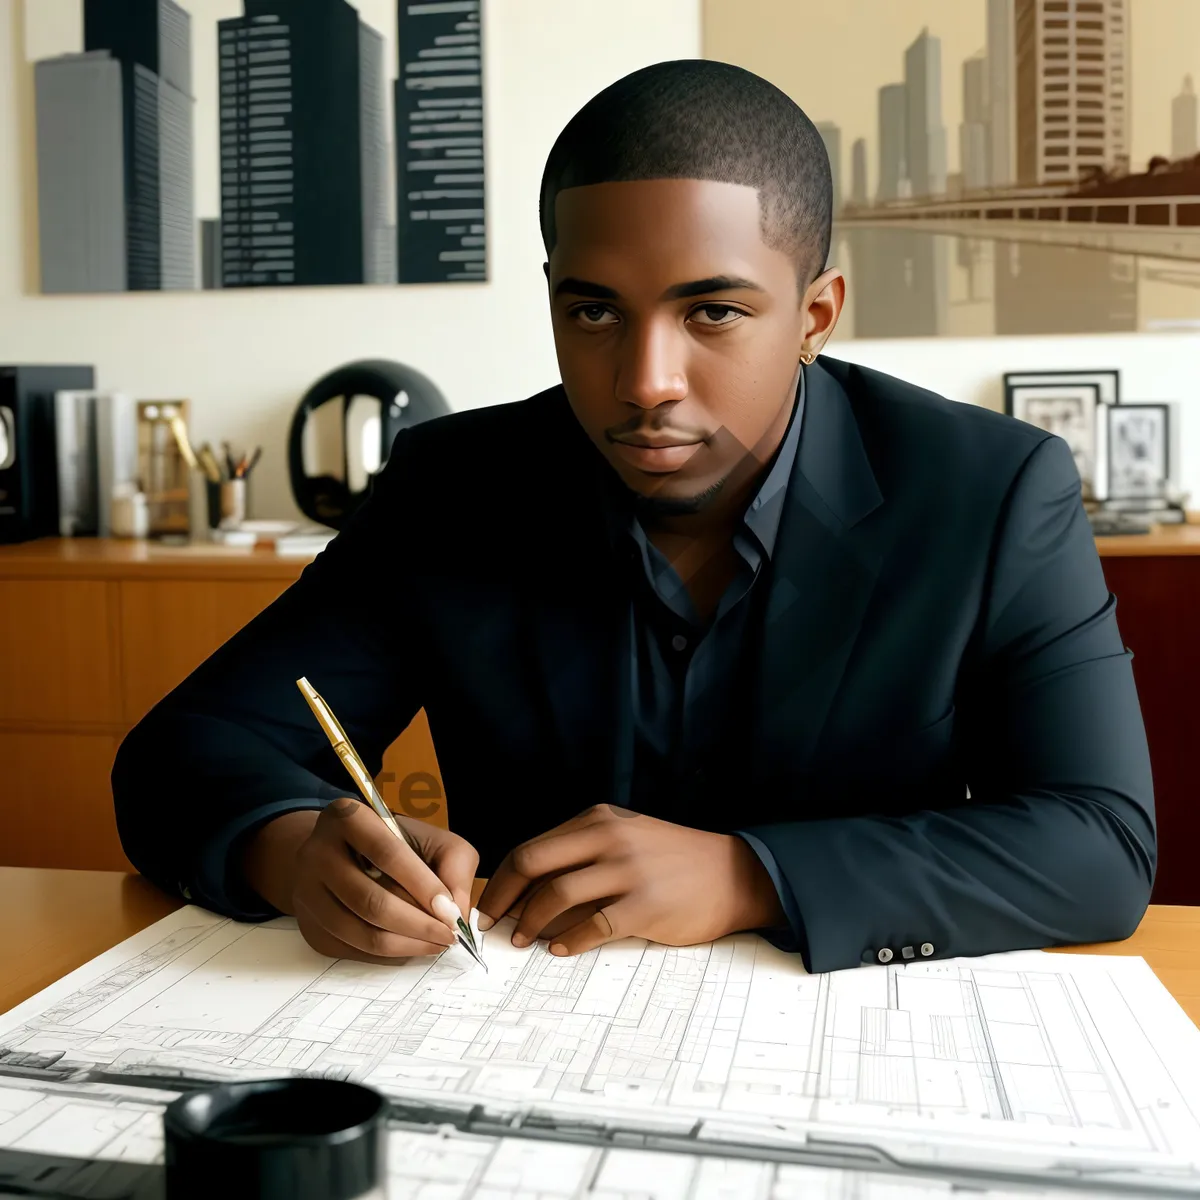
top-left (671, 634), bottom-right (688, 652)
top-left (877, 948), bottom-right (893, 964)
top-left (921, 943), bottom-right (935, 957)
top-left (901, 945), bottom-right (915, 960)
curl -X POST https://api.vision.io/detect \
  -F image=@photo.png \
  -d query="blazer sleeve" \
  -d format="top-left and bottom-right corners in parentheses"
top-left (111, 429), bottom-right (427, 921)
top-left (743, 433), bottom-right (1157, 973)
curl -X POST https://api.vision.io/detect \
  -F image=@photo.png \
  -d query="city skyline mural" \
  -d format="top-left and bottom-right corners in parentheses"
top-left (21, 0), bottom-right (486, 293)
top-left (705, 0), bottom-right (1200, 340)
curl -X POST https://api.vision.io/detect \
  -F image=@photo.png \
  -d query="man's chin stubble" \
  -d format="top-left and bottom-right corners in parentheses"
top-left (628, 473), bottom-right (729, 518)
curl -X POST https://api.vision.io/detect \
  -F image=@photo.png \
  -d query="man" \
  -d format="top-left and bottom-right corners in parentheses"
top-left (112, 61), bottom-right (1155, 974)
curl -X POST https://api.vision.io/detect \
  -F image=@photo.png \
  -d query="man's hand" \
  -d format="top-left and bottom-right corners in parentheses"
top-left (477, 805), bottom-right (785, 956)
top-left (243, 799), bottom-right (479, 963)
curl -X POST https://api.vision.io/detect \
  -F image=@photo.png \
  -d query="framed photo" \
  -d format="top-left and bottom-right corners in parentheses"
top-left (1006, 383), bottom-right (1102, 500)
top-left (1004, 370), bottom-right (1119, 499)
top-left (1108, 404), bottom-right (1170, 501)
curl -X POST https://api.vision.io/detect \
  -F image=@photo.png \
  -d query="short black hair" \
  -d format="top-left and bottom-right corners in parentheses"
top-left (539, 59), bottom-right (833, 287)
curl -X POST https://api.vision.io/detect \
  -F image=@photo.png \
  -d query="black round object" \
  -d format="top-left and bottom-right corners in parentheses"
top-left (287, 358), bottom-right (450, 529)
top-left (163, 1078), bottom-right (387, 1200)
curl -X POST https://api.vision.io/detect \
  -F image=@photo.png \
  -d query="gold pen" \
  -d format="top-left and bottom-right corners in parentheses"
top-left (295, 677), bottom-right (486, 970)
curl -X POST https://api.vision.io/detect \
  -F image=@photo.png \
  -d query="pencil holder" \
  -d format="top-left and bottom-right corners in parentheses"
top-left (219, 477), bottom-right (247, 528)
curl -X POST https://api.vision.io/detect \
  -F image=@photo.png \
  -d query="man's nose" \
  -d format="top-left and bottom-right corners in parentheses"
top-left (616, 319), bottom-right (687, 409)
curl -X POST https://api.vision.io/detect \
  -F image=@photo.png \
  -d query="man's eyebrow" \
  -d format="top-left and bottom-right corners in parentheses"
top-left (663, 275), bottom-right (766, 300)
top-left (553, 274), bottom-right (766, 302)
top-left (553, 277), bottom-right (619, 300)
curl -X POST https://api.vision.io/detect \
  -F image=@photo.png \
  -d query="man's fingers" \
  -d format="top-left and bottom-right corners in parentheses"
top-left (547, 899), bottom-right (635, 957)
top-left (295, 910), bottom-right (441, 966)
top-left (294, 885), bottom-right (450, 960)
top-left (428, 836), bottom-right (480, 929)
top-left (511, 866), bottom-right (623, 948)
top-left (319, 800), bottom-right (456, 921)
top-left (324, 863), bottom-right (455, 948)
top-left (478, 826), bottom-right (608, 923)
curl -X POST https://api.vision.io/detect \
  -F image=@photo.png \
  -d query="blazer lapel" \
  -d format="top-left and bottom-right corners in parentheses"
top-left (524, 394), bottom-right (633, 808)
top-left (752, 359), bottom-right (887, 781)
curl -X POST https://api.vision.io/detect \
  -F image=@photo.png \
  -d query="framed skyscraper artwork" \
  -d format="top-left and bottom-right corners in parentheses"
top-left (704, 0), bottom-right (1200, 340)
top-left (20, 0), bottom-right (486, 293)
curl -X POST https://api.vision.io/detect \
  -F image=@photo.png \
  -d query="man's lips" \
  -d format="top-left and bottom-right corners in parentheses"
top-left (610, 439), bottom-right (703, 473)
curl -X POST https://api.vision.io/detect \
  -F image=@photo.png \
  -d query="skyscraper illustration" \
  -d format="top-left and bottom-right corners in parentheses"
top-left (850, 137), bottom-right (868, 206)
top-left (904, 28), bottom-right (948, 198)
top-left (1015, 0), bottom-right (1130, 184)
top-left (877, 82), bottom-right (910, 202)
top-left (816, 122), bottom-right (842, 216)
top-left (394, 0), bottom-right (486, 283)
top-left (359, 22), bottom-right (395, 285)
top-left (84, 0), bottom-right (195, 290)
top-left (1173, 76), bottom-right (1199, 160)
top-left (961, 51), bottom-right (990, 191)
top-left (987, 0), bottom-right (1016, 187)
top-left (34, 53), bottom-right (128, 293)
top-left (218, 0), bottom-right (383, 287)
top-left (34, 0), bottom-right (195, 292)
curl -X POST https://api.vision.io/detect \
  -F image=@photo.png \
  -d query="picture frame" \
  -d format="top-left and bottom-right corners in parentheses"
top-left (1003, 370), bottom-right (1120, 499)
top-left (1005, 382), bottom-right (1103, 501)
top-left (1107, 404), bottom-right (1170, 501)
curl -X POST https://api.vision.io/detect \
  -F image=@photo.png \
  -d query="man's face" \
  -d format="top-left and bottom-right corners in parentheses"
top-left (547, 179), bottom-right (840, 515)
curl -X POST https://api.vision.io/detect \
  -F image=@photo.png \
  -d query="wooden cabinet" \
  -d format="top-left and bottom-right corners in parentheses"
top-left (0, 540), bottom-right (445, 870)
top-left (1096, 527), bottom-right (1200, 907)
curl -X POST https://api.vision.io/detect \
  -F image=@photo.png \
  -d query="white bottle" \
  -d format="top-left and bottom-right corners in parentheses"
top-left (111, 483), bottom-right (149, 539)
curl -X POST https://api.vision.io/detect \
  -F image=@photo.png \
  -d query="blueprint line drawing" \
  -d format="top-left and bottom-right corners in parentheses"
top-left (3, 907), bottom-right (1200, 1189)
top-left (1, 1082), bottom-right (1190, 1200)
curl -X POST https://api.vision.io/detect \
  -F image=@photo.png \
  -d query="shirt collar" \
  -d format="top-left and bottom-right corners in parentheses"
top-left (741, 365), bottom-right (805, 559)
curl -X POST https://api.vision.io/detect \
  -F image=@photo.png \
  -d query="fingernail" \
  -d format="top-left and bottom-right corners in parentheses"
top-left (549, 943), bottom-right (567, 956)
top-left (511, 932), bottom-right (530, 948)
top-left (477, 913), bottom-right (495, 931)
top-left (430, 894), bottom-right (463, 928)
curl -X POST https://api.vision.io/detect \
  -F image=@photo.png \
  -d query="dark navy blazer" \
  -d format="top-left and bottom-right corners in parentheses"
top-left (112, 356), bottom-right (1156, 973)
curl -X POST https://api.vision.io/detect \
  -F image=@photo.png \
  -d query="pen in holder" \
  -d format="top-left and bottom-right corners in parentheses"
top-left (200, 441), bottom-right (260, 532)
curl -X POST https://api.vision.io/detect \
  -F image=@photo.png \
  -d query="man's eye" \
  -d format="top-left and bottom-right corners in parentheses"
top-left (576, 305), bottom-right (618, 326)
top-left (692, 305), bottom-right (743, 326)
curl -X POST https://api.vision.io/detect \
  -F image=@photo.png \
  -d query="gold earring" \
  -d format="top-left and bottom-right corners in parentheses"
top-left (800, 350), bottom-right (817, 365)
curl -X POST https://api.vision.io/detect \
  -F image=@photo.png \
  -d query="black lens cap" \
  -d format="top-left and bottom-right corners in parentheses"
top-left (164, 1078), bottom-right (386, 1200)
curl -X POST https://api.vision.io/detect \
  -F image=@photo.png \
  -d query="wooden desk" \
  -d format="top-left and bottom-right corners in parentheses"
top-left (1, 869), bottom-right (1197, 1028)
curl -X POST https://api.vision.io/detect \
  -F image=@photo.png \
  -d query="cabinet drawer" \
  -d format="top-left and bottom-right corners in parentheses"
top-left (0, 731), bottom-right (131, 870)
top-left (119, 579), bottom-right (291, 723)
top-left (0, 580), bottom-right (118, 723)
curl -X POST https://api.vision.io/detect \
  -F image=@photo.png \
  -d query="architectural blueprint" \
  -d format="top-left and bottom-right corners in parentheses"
top-left (3, 907), bottom-right (1200, 1193)
top-left (0, 1081), bottom-right (1177, 1200)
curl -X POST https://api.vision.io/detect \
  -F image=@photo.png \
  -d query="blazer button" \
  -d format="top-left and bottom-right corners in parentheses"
top-left (921, 943), bottom-right (935, 957)
top-left (877, 947), bottom-right (893, 964)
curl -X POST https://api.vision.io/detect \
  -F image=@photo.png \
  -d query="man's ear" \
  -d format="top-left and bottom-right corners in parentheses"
top-left (802, 268), bottom-right (845, 355)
